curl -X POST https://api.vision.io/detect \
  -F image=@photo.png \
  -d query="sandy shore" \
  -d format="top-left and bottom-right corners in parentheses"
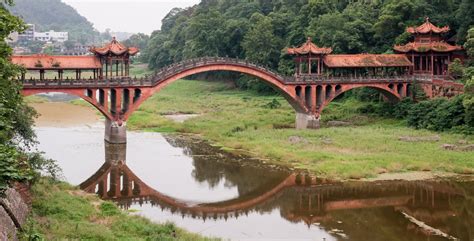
top-left (30, 102), bottom-right (101, 127)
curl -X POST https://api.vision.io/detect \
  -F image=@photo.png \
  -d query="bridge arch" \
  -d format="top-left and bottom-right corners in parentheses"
top-left (22, 89), bottom-right (114, 120)
top-left (317, 83), bottom-right (404, 115)
top-left (123, 61), bottom-right (307, 121)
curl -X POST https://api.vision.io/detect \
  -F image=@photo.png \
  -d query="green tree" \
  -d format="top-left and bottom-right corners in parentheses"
top-left (1, 0), bottom-right (38, 193)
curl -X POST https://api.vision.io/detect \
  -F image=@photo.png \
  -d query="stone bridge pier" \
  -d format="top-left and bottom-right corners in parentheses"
top-left (295, 112), bottom-right (320, 129)
top-left (104, 119), bottom-right (127, 144)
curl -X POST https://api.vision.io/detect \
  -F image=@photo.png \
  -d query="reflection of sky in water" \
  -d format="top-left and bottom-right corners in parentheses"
top-left (132, 204), bottom-right (337, 241)
top-left (35, 125), bottom-right (239, 202)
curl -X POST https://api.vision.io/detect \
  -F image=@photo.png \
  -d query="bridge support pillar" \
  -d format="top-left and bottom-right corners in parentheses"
top-left (104, 119), bottom-right (127, 144)
top-left (295, 112), bottom-right (320, 129)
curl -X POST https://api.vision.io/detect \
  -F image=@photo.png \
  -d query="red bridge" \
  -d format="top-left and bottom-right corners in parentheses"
top-left (14, 18), bottom-right (466, 143)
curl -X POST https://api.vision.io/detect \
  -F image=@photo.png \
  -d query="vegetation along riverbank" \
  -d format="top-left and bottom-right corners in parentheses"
top-left (19, 178), bottom-right (219, 241)
top-left (122, 78), bottom-right (474, 180)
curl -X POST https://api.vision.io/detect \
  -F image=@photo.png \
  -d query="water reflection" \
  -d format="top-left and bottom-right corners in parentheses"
top-left (80, 138), bottom-right (473, 241)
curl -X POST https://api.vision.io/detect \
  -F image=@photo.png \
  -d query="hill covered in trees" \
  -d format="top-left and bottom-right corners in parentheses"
top-left (144, 0), bottom-right (473, 75)
top-left (9, 0), bottom-right (104, 44)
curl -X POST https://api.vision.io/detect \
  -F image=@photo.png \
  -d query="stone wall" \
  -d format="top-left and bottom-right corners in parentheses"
top-left (0, 185), bottom-right (30, 241)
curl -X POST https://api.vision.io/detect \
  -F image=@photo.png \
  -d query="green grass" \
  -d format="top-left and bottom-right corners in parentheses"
top-left (127, 79), bottom-right (474, 179)
top-left (129, 63), bottom-right (154, 78)
top-left (25, 95), bottom-right (49, 104)
top-left (21, 178), bottom-right (219, 241)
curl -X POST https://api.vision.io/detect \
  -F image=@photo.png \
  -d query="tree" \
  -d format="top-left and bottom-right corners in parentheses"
top-left (1, 0), bottom-right (38, 193)
top-left (463, 27), bottom-right (474, 128)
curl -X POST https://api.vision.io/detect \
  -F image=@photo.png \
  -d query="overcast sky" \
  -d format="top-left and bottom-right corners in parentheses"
top-left (62, 0), bottom-right (200, 34)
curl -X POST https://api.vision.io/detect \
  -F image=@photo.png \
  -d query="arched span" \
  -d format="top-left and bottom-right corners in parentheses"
top-left (22, 88), bottom-right (114, 120)
top-left (80, 161), bottom-right (298, 215)
top-left (123, 60), bottom-right (307, 121)
top-left (318, 83), bottom-right (403, 115)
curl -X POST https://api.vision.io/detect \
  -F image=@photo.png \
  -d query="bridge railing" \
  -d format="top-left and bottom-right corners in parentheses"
top-left (149, 57), bottom-right (286, 84)
top-left (19, 76), bottom-right (154, 88)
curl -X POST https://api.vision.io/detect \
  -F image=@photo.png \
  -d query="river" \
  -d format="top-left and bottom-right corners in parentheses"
top-left (31, 99), bottom-right (474, 241)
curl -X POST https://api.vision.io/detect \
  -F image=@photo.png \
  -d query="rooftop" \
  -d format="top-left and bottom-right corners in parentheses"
top-left (90, 37), bottom-right (139, 56)
top-left (11, 54), bottom-right (102, 70)
top-left (323, 54), bottom-right (412, 68)
top-left (394, 41), bottom-right (463, 53)
top-left (287, 37), bottom-right (332, 55)
top-left (406, 17), bottom-right (450, 34)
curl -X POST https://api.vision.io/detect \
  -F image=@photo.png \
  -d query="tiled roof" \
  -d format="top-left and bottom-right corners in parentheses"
top-left (287, 37), bottom-right (332, 55)
top-left (394, 41), bottom-right (463, 53)
top-left (407, 17), bottom-right (450, 34)
top-left (11, 54), bottom-right (102, 69)
top-left (323, 54), bottom-right (412, 68)
top-left (90, 37), bottom-right (139, 56)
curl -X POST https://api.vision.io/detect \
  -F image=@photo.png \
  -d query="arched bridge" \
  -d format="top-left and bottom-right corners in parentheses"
top-left (20, 57), bottom-right (462, 143)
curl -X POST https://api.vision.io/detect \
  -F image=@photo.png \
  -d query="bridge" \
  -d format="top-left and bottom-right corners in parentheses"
top-left (14, 18), bottom-right (467, 143)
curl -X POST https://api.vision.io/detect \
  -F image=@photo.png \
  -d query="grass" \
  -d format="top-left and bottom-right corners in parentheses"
top-left (126, 78), bottom-right (474, 179)
top-left (21, 178), bottom-right (219, 241)
top-left (25, 95), bottom-right (49, 104)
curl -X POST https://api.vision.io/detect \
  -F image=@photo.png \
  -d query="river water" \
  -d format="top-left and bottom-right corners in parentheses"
top-left (32, 100), bottom-right (474, 241)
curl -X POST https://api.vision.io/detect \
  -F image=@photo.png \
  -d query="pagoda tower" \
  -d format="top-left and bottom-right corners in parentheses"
top-left (90, 37), bottom-right (139, 78)
top-left (287, 37), bottom-right (332, 76)
top-left (394, 17), bottom-right (464, 76)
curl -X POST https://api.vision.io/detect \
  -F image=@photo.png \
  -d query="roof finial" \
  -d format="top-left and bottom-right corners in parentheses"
top-left (112, 36), bottom-right (117, 43)
top-left (425, 16), bottom-right (430, 23)
top-left (307, 37), bottom-right (312, 42)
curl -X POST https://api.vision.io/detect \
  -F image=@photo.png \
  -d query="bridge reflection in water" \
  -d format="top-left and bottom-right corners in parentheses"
top-left (80, 139), bottom-right (473, 241)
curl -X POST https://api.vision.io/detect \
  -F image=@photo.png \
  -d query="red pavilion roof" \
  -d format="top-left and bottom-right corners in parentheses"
top-left (90, 37), bottom-right (139, 56)
top-left (323, 54), bottom-right (412, 68)
top-left (406, 17), bottom-right (450, 34)
top-left (287, 37), bottom-right (332, 55)
top-left (11, 54), bottom-right (102, 70)
top-left (394, 41), bottom-right (463, 53)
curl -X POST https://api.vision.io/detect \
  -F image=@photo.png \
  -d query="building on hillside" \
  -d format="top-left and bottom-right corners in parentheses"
top-left (17, 24), bottom-right (35, 42)
top-left (34, 30), bottom-right (69, 42)
top-left (394, 17), bottom-right (464, 76)
top-left (64, 43), bottom-right (90, 56)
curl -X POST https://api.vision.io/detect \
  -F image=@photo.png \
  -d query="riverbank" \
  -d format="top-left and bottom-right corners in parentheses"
top-left (20, 178), bottom-right (219, 241)
top-left (125, 79), bottom-right (473, 179)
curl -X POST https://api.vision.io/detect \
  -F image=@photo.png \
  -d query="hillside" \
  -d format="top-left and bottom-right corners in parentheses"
top-left (145, 0), bottom-right (473, 76)
top-left (9, 0), bottom-right (101, 44)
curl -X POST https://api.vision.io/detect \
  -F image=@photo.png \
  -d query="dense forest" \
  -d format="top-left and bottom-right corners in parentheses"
top-left (134, 0), bottom-right (474, 132)
top-left (143, 0), bottom-right (473, 75)
top-left (9, 0), bottom-right (105, 44)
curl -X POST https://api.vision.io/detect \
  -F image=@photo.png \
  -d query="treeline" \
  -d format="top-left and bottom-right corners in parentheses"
top-left (142, 0), bottom-right (473, 76)
top-left (1, 1), bottom-right (59, 194)
top-left (9, 0), bottom-right (106, 44)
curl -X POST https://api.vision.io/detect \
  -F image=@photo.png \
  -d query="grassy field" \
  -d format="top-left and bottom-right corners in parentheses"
top-left (127, 78), bottom-right (474, 179)
top-left (21, 178), bottom-right (219, 241)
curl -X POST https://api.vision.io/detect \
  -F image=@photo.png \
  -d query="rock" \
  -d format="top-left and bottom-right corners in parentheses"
top-left (322, 138), bottom-right (333, 145)
top-left (442, 144), bottom-right (457, 150)
top-left (0, 207), bottom-right (17, 241)
top-left (399, 135), bottom-right (440, 142)
top-left (327, 121), bottom-right (351, 127)
top-left (459, 144), bottom-right (474, 152)
top-left (288, 136), bottom-right (308, 144)
top-left (0, 187), bottom-right (30, 241)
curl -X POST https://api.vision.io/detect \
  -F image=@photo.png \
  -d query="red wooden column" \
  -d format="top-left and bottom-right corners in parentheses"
top-left (115, 88), bottom-right (122, 118)
top-left (311, 85), bottom-right (317, 112)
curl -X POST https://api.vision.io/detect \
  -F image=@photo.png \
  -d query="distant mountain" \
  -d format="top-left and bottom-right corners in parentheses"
top-left (9, 0), bottom-right (102, 44)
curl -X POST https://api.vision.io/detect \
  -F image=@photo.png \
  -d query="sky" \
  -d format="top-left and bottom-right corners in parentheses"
top-left (62, 0), bottom-right (200, 34)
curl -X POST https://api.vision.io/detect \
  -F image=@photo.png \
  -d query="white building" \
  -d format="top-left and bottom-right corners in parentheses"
top-left (18, 24), bottom-right (35, 42)
top-left (34, 30), bottom-right (68, 42)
